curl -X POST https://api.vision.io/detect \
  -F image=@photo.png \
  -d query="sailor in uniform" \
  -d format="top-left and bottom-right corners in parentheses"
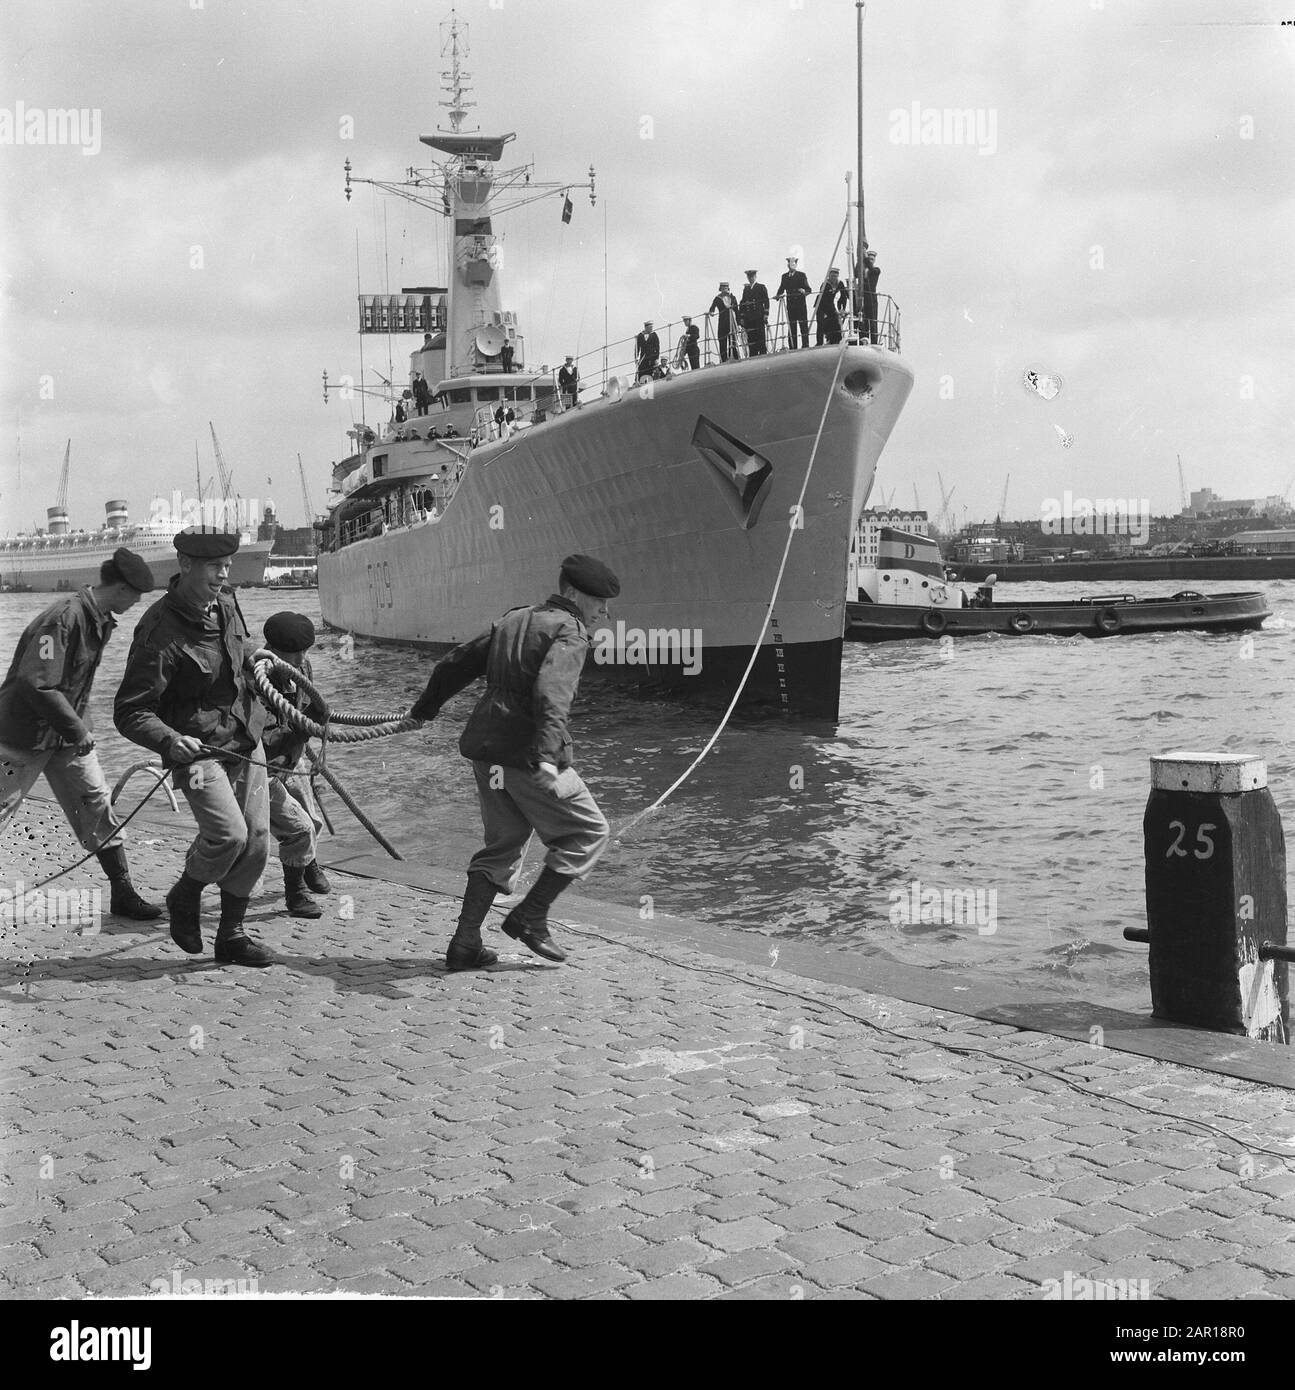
top-left (114, 527), bottom-right (273, 967)
top-left (408, 554), bottom-right (619, 971)
top-left (739, 269), bottom-right (770, 356)
top-left (0, 547), bottom-right (162, 919)
top-left (708, 282), bottom-right (740, 361)
top-left (776, 256), bottom-right (813, 349)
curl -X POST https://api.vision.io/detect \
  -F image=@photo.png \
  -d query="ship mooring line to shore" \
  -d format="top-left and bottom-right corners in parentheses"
top-left (617, 241), bottom-right (855, 842)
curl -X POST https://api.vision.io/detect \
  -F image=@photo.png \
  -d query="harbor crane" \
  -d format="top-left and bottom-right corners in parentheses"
top-left (54, 439), bottom-right (71, 514)
top-left (1177, 454), bottom-right (1189, 513)
top-left (297, 454), bottom-right (317, 525)
top-left (998, 474), bottom-right (1010, 523)
top-left (936, 472), bottom-right (958, 534)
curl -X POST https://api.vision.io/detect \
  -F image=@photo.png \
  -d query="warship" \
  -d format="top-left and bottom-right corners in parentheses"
top-left (315, 15), bottom-right (913, 718)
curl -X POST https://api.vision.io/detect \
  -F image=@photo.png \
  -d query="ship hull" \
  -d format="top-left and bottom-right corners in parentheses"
top-left (1, 537), bottom-right (274, 591)
top-left (318, 345), bottom-right (913, 718)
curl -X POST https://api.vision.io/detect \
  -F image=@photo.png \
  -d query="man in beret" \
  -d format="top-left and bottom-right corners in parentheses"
top-left (114, 528), bottom-right (273, 967)
top-left (0, 548), bottom-right (162, 919)
top-left (408, 554), bottom-right (618, 970)
top-left (261, 612), bottom-right (330, 919)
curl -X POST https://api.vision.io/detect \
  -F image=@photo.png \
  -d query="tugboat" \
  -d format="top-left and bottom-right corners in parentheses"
top-left (314, 13), bottom-right (914, 719)
top-left (846, 528), bottom-right (1271, 641)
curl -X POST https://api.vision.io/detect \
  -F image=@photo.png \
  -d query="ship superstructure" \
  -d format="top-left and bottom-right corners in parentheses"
top-left (316, 14), bottom-right (914, 717)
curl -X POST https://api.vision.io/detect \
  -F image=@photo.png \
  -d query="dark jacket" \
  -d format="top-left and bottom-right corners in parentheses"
top-left (410, 595), bottom-right (591, 770)
top-left (740, 281), bottom-right (770, 326)
top-left (776, 269), bottom-right (812, 306)
top-left (635, 331), bottom-right (660, 366)
top-left (261, 655), bottom-right (326, 774)
top-left (114, 577), bottom-right (267, 767)
top-left (0, 587), bottom-right (114, 751)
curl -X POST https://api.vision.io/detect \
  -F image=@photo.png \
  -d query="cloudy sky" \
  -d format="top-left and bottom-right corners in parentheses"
top-left (2, 0), bottom-right (1292, 533)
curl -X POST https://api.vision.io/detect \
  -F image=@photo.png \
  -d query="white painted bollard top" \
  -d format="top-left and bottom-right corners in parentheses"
top-left (1151, 752), bottom-right (1267, 794)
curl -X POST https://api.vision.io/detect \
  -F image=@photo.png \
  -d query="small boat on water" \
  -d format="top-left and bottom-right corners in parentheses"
top-left (846, 529), bottom-right (1271, 642)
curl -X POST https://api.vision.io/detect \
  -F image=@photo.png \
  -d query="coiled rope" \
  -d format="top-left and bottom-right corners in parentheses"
top-left (250, 649), bottom-right (422, 743)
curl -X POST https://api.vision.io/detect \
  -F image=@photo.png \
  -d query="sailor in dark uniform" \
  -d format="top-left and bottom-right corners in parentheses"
top-left (408, 554), bottom-right (619, 971)
top-left (861, 247), bottom-right (881, 344)
top-left (776, 256), bottom-right (813, 349)
top-left (114, 527), bottom-right (273, 967)
top-left (739, 269), bottom-right (770, 356)
top-left (708, 282), bottom-right (740, 362)
top-left (0, 547), bottom-right (161, 919)
top-left (815, 267), bottom-right (850, 345)
top-left (634, 322), bottom-right (660, 381)
top-left (558, 356), bottom-right (580, 408)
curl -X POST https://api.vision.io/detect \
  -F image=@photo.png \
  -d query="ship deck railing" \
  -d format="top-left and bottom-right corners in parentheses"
top-left (555, 293), bottom-right (901, 408)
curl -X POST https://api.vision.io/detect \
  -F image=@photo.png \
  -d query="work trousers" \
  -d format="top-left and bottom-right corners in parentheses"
top-left (468, 761), bottom-right (610, 892)
top-left (174, 748), bottom-right (269, 897)
top-left (744, 323), bottom-right (767, 355)
top-left (0, 740), bottom-right (124, 852)
top-left (786, 305), bottom-right (809, 348)
top-left (268, 773), bottom-right (321, 867)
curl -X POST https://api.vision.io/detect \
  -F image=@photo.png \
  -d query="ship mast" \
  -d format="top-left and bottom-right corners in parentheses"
top-left (336, 12), bottom-right (595, 389)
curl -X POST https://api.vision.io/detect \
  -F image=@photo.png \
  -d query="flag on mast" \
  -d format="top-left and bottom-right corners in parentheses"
top-left (561, 194), bottom-right (573, 224)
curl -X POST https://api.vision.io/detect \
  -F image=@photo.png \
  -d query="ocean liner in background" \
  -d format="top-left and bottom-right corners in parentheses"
top-left (1, 440), bottom-right (273, 593)
top-left (315, 14), bottom-right (913, 718)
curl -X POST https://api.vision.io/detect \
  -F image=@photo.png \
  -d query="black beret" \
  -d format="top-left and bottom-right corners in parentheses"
top-left (264, 612), bottom-right (316, 652)
top-left (175, 526), bottom-right (240, 558)
top-left (110, 547), bottom-right (155, 593)
top-left (560, 553), bottom-right (620, 598)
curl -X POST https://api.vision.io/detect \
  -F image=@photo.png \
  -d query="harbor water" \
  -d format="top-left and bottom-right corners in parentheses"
top-left (3, 578), bottom-right (1292, 1015)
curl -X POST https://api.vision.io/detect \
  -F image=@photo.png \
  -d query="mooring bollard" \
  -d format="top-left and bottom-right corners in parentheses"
top-left (1125, 752), bottom-right (1289, 1043)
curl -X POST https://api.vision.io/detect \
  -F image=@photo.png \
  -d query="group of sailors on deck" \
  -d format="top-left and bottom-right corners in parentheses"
top-left (627, 248), bottom-right (882, 381)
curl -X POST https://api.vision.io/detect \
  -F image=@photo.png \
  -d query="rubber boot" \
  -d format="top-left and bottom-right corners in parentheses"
top-left (164, 872), bottom-right (205, 954)
top-left (284, 865), bottom-right (323, 919)
top-left (446, 871), bottom-right (500, 972)
top-left (301, 860), bottom-right (330, 894)
top-left (213, 890), bottom-right (274, 968)
top-left (500, 866), bottom-right (573, 963)
top-left (96, 845), bottom-right (163, 920)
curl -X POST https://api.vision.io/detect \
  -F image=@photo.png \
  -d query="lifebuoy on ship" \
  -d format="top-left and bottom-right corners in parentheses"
top-left (1096, 608), bottom-right (1122, 633)
top-left (921, 609), bottom-right (947, 635)
top-left (1009, 612), bottom-right (1035, 634)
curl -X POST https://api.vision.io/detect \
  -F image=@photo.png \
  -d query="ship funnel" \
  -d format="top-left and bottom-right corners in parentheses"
top-left (105, 499), bottom-right (128, 528)
top-left (46, 507), bottom-right (70, 536)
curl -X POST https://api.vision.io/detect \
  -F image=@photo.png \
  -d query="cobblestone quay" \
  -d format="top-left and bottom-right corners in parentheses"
top-left (2, 797), bottom-right (1293, 1301)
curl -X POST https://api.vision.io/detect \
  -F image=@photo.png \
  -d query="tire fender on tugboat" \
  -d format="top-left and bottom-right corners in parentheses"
top-left (1009, 612), bottom-right (1035, 634)
top-left (922, 609), bottom-right (948, 636)
top-left (1096, 608), bottom-right (1122, 633)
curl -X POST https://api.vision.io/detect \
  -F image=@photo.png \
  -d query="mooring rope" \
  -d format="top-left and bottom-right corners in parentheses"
top-left (616, 228), bottom-right (857, 840)
top-left (250, 650), bottom-right (422, 742)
